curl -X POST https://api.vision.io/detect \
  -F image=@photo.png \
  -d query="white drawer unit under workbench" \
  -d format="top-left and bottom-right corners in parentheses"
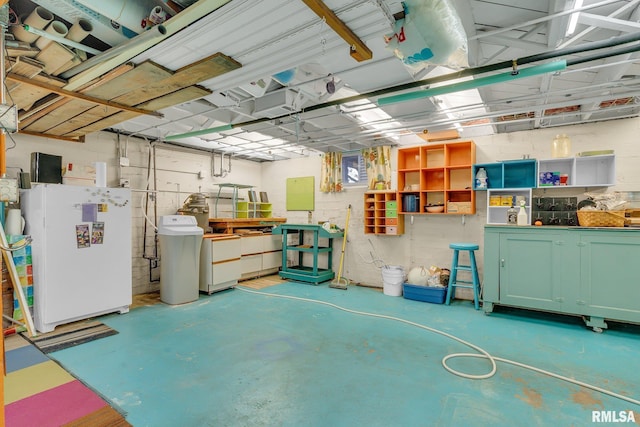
top-left (239, 233), bottom-right (283, 280)
top-left (200, 234), bottom-right (242, 294)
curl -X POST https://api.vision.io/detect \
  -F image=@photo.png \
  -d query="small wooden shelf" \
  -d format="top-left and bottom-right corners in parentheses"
top-left (397, 141), bottom-right (476, 215)
top-left (236, 202), bottom-right (273, 218)
top-left (363, 191), bottom-right (404, 235)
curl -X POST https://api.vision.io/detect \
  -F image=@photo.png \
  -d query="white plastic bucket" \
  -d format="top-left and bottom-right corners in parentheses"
top-left (382, 265), bottom-right (405, 296)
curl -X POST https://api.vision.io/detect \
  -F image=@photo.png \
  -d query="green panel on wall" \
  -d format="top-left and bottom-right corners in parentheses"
top-left (286, 176), bottom-right (315, 211)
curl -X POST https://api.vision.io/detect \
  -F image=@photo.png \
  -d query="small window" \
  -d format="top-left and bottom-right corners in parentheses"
top-left (342, 152), bottom-right (368, 186)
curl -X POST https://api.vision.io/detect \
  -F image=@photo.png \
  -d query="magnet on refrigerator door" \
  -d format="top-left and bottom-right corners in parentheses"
top-left (76, 224), bottom-right (90, 248)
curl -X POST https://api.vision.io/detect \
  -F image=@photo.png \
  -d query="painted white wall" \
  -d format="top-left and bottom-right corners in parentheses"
top-left (263, 118), bottom-right (640, 291)
top-left (4, 117), bottom-right (639, 295)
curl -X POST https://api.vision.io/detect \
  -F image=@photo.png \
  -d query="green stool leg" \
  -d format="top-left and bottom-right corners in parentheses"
top-left (445, 249), bottom-right (459, 305)
top-left (469, 250), bottom-right (480, 310)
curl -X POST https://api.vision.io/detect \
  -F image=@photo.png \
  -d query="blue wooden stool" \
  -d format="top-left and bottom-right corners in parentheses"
top-left (445, 243), bottom-right (481, 310)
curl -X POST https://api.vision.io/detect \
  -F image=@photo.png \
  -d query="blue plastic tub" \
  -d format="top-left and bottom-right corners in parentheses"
top-left (402, 283), bottom-right (447, 304)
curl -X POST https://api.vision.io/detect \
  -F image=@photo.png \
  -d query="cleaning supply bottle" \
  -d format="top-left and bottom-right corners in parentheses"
top-left (517, 200), bottom-right (528, 226)
top-left (475, 167), bottom-right (488, 189)
top-left (507, 205), bottom-right (518, 225)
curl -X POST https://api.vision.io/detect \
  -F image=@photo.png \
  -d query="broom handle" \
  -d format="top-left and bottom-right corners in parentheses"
top-left (336, 205), bottom-right (351, 278)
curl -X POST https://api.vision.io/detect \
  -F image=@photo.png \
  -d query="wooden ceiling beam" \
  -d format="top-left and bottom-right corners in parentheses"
top-left (300, 0), bottom-right (373, 62)
top-left (7, 73), bottom-right (164, 118)
top-left (18, 129), bottom-right (85, 143)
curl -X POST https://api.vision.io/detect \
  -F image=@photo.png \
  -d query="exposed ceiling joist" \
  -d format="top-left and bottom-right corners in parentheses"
top-left (12, 0), bottom-right (640, 161)
top-left (7, 73), bottom-right (163, 118)
top-left (577, 12), bottom-right (640, 32)
top-left (19, 129), bottom-right (85, 143)
top-left (300, 0), bottom-right (373, 61)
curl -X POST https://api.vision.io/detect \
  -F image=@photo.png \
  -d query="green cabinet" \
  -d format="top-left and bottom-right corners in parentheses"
top-left (483, 226), bottom-right (640, 331)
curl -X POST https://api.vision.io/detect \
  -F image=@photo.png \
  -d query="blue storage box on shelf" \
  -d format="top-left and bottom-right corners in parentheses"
top-left (402, 283), bottom-right (447, 304)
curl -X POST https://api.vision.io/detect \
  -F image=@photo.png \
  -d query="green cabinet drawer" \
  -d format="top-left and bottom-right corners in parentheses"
top-left (386, 201), bottom-right (397, 209)
top-left (386, 209), bottom-right (397, 218)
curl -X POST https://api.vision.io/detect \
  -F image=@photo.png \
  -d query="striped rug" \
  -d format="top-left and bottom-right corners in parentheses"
top-left (5, 334), bottom-right (131, 426)
top-left (24, 320), bottom-right (118, 354)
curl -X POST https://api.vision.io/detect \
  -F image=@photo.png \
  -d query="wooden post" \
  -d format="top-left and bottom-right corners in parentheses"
top-left (1, 9), bottom-right (8, 426)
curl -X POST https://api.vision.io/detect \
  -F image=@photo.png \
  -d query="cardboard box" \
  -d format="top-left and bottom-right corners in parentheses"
top-left (539, 171), bottom-right (560, 186)
top-left (500, 195), bottom-right (513, 206)
top-left (447, 201), bottom-right (473, 213)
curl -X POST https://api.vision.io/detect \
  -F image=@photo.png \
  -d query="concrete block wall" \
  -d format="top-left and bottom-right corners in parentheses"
top-left (5, 116), bottom-right (640, 295)
top-left (263, 118), bottom-right (640, 290)
top-left (5, 132), bottom-right (261, 295)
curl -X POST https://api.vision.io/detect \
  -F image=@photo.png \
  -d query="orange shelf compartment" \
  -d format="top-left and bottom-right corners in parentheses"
top-left (446, 141), bottom-right (475, 167)
top-left (422, 169), bottom-right (445, 191)
top-left (447, 166), bottom-right (472, 190)
top-left (421, 146), bottom-right (445, 168)
top-left (398, 147), bottom-right (421, 170)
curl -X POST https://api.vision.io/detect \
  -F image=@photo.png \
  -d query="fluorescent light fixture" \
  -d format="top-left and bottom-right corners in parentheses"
top-left (566, 0), bottom-right (584, 36)
top-left (342, 98), bottom-right (403, 134)
top-left (377, 60), bottom-right (567, 106)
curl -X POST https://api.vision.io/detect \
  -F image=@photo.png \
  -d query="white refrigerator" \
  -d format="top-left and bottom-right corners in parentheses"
top-left (21, 184), bottom-right (132, 333)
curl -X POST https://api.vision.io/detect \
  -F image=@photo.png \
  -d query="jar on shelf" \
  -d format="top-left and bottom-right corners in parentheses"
top-left (475, 167), bottom-right (488, 189)
top-left (551, 134), bottom-right (571, 158)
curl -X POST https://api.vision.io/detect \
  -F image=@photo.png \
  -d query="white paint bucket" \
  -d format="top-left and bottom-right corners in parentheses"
top-left (381, 265), bottom-right (405, 296)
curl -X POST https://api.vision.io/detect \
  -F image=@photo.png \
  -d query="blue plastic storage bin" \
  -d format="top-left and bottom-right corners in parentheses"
top-left (402, 283), bottom-right (447, 304)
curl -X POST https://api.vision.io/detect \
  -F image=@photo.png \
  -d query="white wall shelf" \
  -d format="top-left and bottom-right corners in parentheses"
top-left (486, 188), bottom-right (532, 225)
top-left (537, 154), bottom-right (615, 188)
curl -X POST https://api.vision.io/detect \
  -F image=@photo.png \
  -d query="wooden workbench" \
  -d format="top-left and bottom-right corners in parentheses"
top-left (209, 217), bottom-right (287, 234)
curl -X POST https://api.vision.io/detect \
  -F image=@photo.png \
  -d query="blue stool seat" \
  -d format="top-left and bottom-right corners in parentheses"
top-left (445, 243), bottom-right (481, 310)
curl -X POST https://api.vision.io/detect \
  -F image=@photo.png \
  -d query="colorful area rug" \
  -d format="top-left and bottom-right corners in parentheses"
top-left (23, 320), bottom-right (118, 354)
top-left (5, 334), bottom-right (131, 427)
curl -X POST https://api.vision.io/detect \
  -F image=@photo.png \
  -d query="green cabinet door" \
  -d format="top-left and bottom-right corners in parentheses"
top-left (498, 231), bottom-right (571, 312)
top-left (578, 231), bottom-right (640, 324)
top-left (484, 226), bottom-right (640, 330)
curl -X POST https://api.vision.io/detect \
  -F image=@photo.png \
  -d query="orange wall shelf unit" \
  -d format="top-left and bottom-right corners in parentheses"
top-left (397, 141), bottom-right (476, 215)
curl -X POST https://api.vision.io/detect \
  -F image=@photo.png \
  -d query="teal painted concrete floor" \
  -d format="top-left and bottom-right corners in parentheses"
top-left (50, 282), bottom-right (640, 427)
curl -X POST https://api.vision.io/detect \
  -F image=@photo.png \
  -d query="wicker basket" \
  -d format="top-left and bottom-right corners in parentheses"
top-left (577, 210), bottom-right (627, 227)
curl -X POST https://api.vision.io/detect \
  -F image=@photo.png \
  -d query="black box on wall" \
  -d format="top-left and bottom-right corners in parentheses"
top-left (31, 152), bottom-right (62, 184)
